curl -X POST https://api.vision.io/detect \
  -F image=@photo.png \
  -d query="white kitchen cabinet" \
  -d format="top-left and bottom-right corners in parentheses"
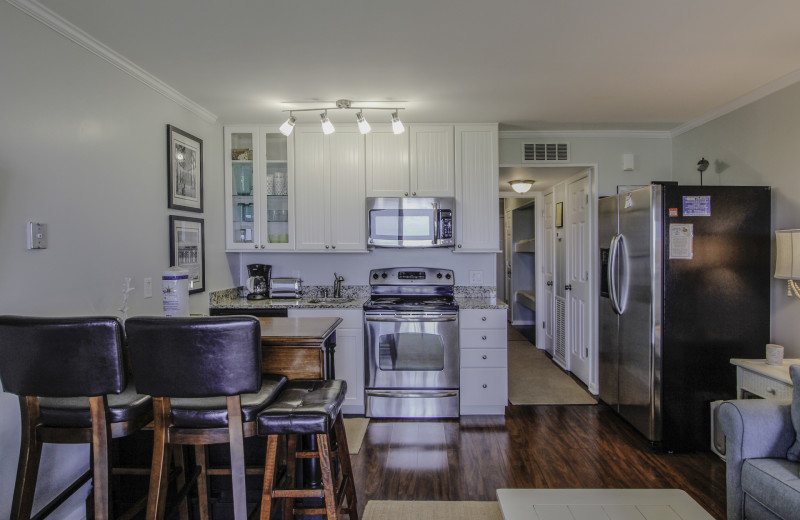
top-left (294, 125), bottom-right (367, 252)
top-left (454, 124), bottom-right (499, 252)
top-left (410, 125), bottom-right (455, 197)
top-left (459, 308), bottom-right (507, 415)
top-left (365, 124), bottom-right (410, 197)
top-left (224, 126), bottom-right (294, 251)
top-left (288, 308), bottom-right (365, 414)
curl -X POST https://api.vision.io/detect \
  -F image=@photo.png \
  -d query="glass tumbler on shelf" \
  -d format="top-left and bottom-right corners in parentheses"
top-left (233, 163), bottom-right (253, 195)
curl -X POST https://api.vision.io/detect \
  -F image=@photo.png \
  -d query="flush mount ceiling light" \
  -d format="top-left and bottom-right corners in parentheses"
top-left (509, 180), bottom-right (535, 193)
top-left (278, 99), bottom-right (406, 136)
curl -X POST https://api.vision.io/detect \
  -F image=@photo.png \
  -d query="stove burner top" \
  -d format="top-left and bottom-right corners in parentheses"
top-left (363, 296), bottom-right (458, 312)
top-left (365, 267), bottom-right (457, 312)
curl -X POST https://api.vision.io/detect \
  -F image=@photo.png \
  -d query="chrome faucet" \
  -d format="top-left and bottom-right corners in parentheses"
top-left (333, 273), bottom-right (344, 298)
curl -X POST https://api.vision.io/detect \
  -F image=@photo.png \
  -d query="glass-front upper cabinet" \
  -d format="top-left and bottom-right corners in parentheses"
top-left (224, 126), bottom-right (294, 251)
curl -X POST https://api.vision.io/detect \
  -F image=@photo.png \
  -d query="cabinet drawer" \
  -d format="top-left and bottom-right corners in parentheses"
top-left (740, 370), bottom-right (793, 400)
top-left (461, 348), bottom-right (507, 368)
top-left (460, 329), bottom-right (506, 349)
top-left (460, 368), bottom-right (507, 405)
top-left (460, 309), bottom-right (506, 329)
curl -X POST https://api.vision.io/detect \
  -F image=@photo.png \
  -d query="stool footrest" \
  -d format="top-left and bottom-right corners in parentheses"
top-left (272, 489), bottom-right (324, 499)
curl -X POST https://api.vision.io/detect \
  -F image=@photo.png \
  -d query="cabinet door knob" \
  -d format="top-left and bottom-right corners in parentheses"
top-left (325, 245), bottom-right (330, 249)
top-left (404, 192), bottom-right (409, 196)
top-left (768, 388), bottom-right (776, 395)
top-left (482, 384), bottom-right (488, 388)
top-left (482, 335), bottom-right (487, 340)
top-left (481, 316), bottom-right (487, 321)
top-left (482, 355), bottom-right (487, 360)
top-left (261, 244), bottom-right (265, 249)
top-left (332, 245), bottom-right (336, 249)
top-left (254, 245), bottom-right (259, 249)
top-left (458, 244), bottom-right (462, 248)
top-left (412, 192), bottom-right (416, 196)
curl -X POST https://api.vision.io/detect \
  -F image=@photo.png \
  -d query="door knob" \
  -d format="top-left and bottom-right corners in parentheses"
top-left (565, 284), bottom-right (573, 291)
top-left (546, 281), bottom-right (553, 286)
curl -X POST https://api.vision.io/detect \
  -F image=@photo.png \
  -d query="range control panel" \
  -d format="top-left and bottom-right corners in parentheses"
top-left (369, 267), bottom-right (454, 285)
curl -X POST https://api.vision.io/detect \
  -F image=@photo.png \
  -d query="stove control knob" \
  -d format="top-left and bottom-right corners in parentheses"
top-left (445, 273), bottom-right (452, 279)
top-left (372, 273), bottom-right (379, 280)
top-left (381, 273), bottom-right (388, 279)
top-left (437, 273), bottom-right (443, 279)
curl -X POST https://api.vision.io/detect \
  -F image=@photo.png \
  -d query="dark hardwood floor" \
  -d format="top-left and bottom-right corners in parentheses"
top-left (349, 405), bottom-right (726, 519)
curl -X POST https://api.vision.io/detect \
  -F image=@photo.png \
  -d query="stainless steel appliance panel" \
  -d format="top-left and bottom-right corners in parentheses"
top-left (617, 185), bottom-right (661, 442)
top-left (598, 195), bottom-right (620, 409)
top-left (365, 312), bottom-right (459, 390)
top-left (365, 389), bottom-right (459, 418)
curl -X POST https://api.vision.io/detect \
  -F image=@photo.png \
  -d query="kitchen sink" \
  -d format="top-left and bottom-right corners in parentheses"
top-left (305, 297), bottom-right (355, 304)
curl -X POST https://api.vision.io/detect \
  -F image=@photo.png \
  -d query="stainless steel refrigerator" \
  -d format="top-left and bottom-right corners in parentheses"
top-left (599, 184), bottom-right (771, 451)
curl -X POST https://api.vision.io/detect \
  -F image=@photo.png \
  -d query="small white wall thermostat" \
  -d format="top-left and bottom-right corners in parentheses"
top-left (623, 153), bottom-right (635, 171)
top-left (26, 221), bottom-right (47, 250)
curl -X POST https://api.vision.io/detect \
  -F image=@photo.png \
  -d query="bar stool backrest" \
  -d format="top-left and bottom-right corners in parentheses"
top-left (125, 316), bottom-right (262, 398)
top-left (0, 315), bottom-right (125, 398)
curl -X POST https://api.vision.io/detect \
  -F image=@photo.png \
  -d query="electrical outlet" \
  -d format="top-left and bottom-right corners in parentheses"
top-left (469, 270), bottom-right (483, 284)
top-left (26, 221), bottom-right (47, 249)
top-left (144, 277), bottom-right (153, 298)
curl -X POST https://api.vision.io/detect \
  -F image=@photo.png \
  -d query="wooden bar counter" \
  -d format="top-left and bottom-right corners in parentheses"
top-left (258, 317), bottom-right (342, 380)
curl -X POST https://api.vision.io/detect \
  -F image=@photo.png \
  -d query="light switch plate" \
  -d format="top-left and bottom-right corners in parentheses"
top-left (144, 277), bottom-right (153, 298)
top-left (26, 221), bottom-right (47, 249)
top-left (469, 270), bottom-right (483, 284)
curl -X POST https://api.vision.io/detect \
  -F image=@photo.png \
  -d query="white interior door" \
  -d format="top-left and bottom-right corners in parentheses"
top-left (542, 192), bottom-right (555, 355)
top-left (567, 174), bottom-right (591, 385)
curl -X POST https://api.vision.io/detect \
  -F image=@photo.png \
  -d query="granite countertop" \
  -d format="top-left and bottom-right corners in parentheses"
top-left (209, 286), bottom-right (507, 311)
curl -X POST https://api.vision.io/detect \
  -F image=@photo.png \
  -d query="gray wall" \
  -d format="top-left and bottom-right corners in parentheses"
top-left (673, 81), bottom-right (800, 358)
top-left (0, 4), bottom-right (229, 518)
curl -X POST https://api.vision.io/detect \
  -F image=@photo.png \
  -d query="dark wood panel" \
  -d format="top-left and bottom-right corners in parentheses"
top-left (261, 347), bottom-right (324, 380)
top-left (348, 404), bottom-right (726, 519)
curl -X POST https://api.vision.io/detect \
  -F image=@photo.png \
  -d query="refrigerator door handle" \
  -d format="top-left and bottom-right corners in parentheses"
top-left (609, 233), bottom-right (624, 315)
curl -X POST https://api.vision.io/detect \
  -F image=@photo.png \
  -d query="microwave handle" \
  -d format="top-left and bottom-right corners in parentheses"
top-left (433, 201), bottom-right (439, 241)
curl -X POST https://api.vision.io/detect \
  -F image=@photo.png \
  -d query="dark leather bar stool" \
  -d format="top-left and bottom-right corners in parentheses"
top-left (125, 316), bottom-right (287, 520)
top-left (0, 315), bottom-right (153, 520)
top-left (257, 380), bottom-right (358, 520)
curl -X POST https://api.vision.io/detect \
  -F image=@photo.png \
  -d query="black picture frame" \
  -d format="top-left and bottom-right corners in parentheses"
top-left (555, 202), bottom-right (564, 228)
top-left (167, 124), bottom-right (203, 212)
top-left (169, 215), bottom-right (205, 294)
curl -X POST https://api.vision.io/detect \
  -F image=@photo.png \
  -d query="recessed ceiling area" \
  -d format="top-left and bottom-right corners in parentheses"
top-left (31, 0), bottom-right (800, 130)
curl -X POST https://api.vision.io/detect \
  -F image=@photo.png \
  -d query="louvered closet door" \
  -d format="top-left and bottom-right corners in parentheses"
top-left (542, 192), bottom-right (555, 355)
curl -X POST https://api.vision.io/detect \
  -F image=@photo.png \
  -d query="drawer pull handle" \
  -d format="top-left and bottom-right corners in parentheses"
top-left (768, 388), bottom-right (776, 395)
top-left (482, 355), bottom-right (487, 360)
top-left (482, 384), bottom-right (488, 388)
top-left (482, 335), bottom-right (487, 340)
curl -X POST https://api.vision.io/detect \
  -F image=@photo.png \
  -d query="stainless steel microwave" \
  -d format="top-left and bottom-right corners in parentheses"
top-left (367, 197), bottom-right (455, 248)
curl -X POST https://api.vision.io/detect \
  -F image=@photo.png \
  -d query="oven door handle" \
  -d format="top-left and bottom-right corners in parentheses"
top-left (364, 315), bottom-right (458, 323)
top-left (366, 390), bottom-right (459, 398)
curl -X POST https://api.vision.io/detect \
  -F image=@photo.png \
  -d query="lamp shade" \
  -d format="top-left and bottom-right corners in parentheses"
top-left (509, 180), bottom-right (534, 194)
top-left (775, 229), bottom-right (800, 279)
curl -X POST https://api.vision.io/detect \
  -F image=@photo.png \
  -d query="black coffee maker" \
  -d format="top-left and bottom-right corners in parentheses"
top-left (246, 264), bottom-right (271, 300)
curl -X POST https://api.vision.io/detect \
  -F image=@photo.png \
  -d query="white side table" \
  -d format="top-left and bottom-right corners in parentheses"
top-left (729, 358), bottom-right (798, 400)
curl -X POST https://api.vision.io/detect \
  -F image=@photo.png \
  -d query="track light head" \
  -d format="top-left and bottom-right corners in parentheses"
top-left (356, 111), bottom-right (371, 134)
top-left (391, 110), bottom-right (405, 134)
top-left (279, 114), bottom-right (296, 136)
top-left (320, 111), bottom-right (335, 135)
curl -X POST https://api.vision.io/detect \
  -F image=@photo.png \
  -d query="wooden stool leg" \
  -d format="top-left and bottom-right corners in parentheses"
top-left (333, 414), bottom-right (358, 520)
top-left (317, 434), bottom-right (337, 520)
top-left (11, 396), bottom-right (42, 520)
top-left (260, 435), bottom-right (280, 520)
top-left (283, 434), bottom-right (297, 520)
top-left (227, 396), bottom-right (248, 520)
top-left (171, 445), bottom-right (189, 520)
top-left (89, 396), bottom-right (113, 520)
top-left (194, 445), bottom-right (211, 520)
top-left (147, 398), bottom-right (173, 520)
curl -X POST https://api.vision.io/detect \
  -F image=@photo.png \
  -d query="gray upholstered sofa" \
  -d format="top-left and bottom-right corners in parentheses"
top-left (718, 364), bottom-right (800, 520)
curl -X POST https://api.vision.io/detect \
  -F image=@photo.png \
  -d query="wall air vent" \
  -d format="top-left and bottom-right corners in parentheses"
top-left (522, 142), bottom-right (569, 163)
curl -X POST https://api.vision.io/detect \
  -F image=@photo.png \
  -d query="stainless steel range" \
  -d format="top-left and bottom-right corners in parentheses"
top-left (364, 267), bottom-right (459, 418)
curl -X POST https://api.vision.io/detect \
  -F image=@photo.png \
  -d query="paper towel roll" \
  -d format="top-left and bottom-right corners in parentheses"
top-left (163, 267), bottom-right (190, 317)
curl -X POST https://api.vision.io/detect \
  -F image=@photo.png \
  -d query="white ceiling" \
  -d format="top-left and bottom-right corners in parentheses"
top-left (33, 0), bottom-right (800, 131)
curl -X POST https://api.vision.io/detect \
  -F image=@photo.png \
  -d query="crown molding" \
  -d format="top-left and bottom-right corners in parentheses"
top-left (499, 130), bottom-right (671, 139)
top-left (670, 68), bottom-right (800, 137)
top-left (7, 0), bottom-right (218, 123)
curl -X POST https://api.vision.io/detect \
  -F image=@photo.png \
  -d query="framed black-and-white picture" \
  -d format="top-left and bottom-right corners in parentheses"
top-left (555, 202), bottom-right (564, 228)
top-left (169, 215), bottom-right (205, 294)
top-left (167, 125), bottom-right (203, 212)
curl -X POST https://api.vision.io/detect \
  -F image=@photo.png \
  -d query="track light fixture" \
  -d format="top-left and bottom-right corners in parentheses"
top-left (320, 111), bottom-right (335, 135)
top-left (280, 99), bottom-right (405, 135)
top-left (279, 113), bottom-right (296, 136)
top-left (356, 111), bottom-right (371, 134)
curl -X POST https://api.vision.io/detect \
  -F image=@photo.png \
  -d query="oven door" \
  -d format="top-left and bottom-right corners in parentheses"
top-left (364, 312), bottom-right (459, 390)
